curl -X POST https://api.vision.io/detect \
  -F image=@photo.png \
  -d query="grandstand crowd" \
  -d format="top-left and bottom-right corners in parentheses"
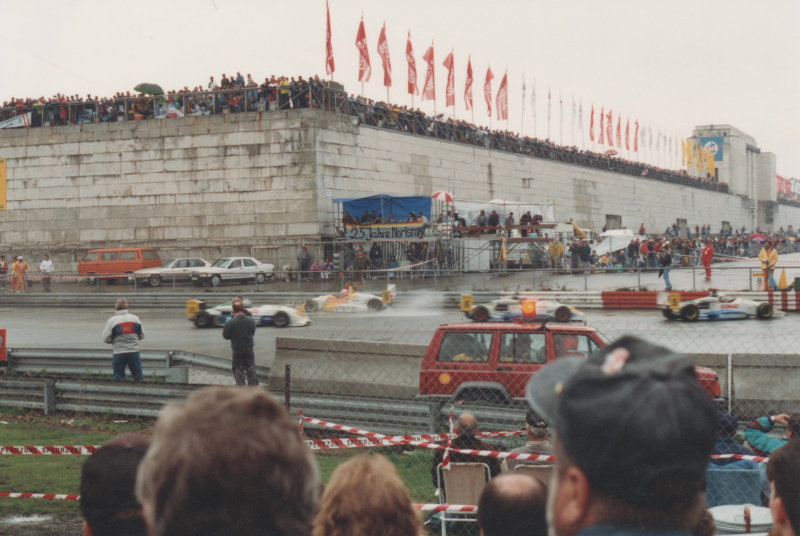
top-left (1, 73), bottom-right (726, 194)
top-left (78, 335), bottom-right (800, 536)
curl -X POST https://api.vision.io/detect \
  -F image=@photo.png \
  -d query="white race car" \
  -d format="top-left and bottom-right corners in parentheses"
top-left (187, 299), bottom-right (311, 328)
top-left (301, 285), bottom-right (395, 313)
top-left (461, 294), bottom-right (586, 323)
top-left (657, 291), bottom-right (781, 321)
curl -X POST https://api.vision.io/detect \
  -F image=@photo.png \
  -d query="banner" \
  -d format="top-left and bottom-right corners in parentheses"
top-left (589, 105), bottom-right (594, 141)
top-left (0, 112), bottom-right (30, 130)
top-left (377, 24), bottom-right (392, 87)
top-left (443, 51), bottom-right (455, 107)
top-left (606, 110), bottom-right (613, 147)
top-left (345, 222), bottom-right (426, 242)
top-left (325, 1), bottom-right (335, 75)
top-left (356, 19), bottom-right (372, 82)
top-left (406, 32), bottom-right (418, 96)
top-left (599, 107), bottom-right (604, 144)
top-left (464, 57), bottom-right (473, 111)
top-left (0, 159), bottom-right (5, 211)
top-left (421, 45), bottom-right (435, 101)
top-left (496, 72), bottom-right (508, 120)
top-left (484, 67), bottom-right (494, 116)
top-left (700, 137), bottom-right (724, 161)
top-left (634, 120), bottom-right (639, 152)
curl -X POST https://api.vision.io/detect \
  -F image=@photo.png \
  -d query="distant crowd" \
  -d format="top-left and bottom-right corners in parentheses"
top-left (2, 72), bottom-right (724, 194)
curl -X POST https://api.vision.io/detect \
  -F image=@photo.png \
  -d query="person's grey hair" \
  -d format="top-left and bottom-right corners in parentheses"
top-left (455, 413), bottom-right (479, 437)
top-left (136, 387), bottom-right (319, 536)
top-left (115, 298), bottom-right (128, 311)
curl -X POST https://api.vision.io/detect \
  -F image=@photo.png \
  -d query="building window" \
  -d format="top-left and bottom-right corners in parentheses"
top-left (522, 178), bottom-right (532, 189)
top-left (605, 215), bottom-right (622, 230)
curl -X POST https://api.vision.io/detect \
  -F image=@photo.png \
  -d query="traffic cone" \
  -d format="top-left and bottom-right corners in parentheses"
top-left (779, 269), bottom-right (788, 290)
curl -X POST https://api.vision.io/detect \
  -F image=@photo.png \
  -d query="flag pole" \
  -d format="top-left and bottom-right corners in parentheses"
top-left (559, 89), bottom-right (562, 146)
top-left (571, 93), bottom-right (575, 146)
top-left (432, 40), bottom-right (436, 118)
top-left (521, 74), bottom-right (525, 137)
top-left (533, 78), bottom-right (537, 139)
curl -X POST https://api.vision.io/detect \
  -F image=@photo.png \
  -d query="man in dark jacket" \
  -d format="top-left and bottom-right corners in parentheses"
top-left (351, 249), bottom-right (371, 290)
top-left (432, 413), bottom-right (502, 489)
top-left (222, 300), bottom-right (258, 386)
top-left (711, 413), bottom-right (756, 466)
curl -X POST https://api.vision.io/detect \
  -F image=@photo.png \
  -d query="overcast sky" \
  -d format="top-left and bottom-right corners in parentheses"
top-left (1, 0), bottom-right (798, 176)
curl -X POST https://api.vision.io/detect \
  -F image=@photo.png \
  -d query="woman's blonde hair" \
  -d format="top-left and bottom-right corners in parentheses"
top-left (312, 454), bottom-right (422, 536)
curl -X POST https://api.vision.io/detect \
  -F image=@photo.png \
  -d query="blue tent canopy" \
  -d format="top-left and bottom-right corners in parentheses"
top-left (334, 194), bottom-right (432, 222)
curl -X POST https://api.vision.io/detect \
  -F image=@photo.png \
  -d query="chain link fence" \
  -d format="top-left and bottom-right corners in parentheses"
top-left (0, 303), bottom-right (793, 527)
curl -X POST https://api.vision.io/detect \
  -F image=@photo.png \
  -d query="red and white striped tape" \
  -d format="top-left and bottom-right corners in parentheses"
top-left (0, 446), bottom-right (97, 455)
top-left (414, 504), bottom-right (477, 512)
top-left (713, 252), bottom-right (800, 265)
top-left (711, 454), bottom-right (769, 463)
top-left (0, 493), bottom-right (80, 501)
top-left (299, 414), bottom-right (556, 462)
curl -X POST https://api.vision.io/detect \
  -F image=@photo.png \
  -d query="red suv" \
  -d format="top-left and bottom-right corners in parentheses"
top-left (419, 322), bottom-right (722, 404)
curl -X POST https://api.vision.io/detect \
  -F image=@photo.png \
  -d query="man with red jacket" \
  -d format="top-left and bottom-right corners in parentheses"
top-left (701, 240), bottom-right (714, 279)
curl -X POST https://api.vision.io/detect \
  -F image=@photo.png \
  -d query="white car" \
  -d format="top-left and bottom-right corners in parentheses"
top-left (190, 257), bottom-right (275, 287)
top-left (130, 258), bottom-right (212, 287)
top-left (657, 291), bottom-right (782, 321)
top-left (461, 294), bottom-right (586, 323)
top-left (187, 299), bottom-right (311, 328)
top-left (302, 285), bottom-right (395, 313)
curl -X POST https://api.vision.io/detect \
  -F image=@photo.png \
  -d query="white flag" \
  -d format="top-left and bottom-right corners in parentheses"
top-left (572, 96), bottom-right (576, 128)
top-left (579, 99), bottom-right (583, 130)
top-left (648, 125), bottom-right (653, 148)
top-left (521, 76), bottom-right (526, 113)
top-left (531, 79), bottom-right (536, 119)
top-left (656, 128), bottom-right (661, 150)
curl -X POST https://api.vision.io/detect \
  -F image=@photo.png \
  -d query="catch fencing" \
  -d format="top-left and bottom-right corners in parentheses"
top-left (0, 309), bottom-right (793, 511)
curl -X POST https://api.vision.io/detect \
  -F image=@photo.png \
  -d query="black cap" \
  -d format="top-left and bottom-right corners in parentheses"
top-left (80, 434), bottom-right (150, 526)
top-left (526, 335), bottom-right (716, 508)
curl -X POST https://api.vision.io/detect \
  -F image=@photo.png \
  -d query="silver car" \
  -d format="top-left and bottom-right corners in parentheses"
top-left (130, 258), bottom-right (212, 287)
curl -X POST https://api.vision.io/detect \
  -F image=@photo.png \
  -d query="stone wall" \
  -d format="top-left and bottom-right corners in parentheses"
top-left (2, 109), bottom-right (799, 271)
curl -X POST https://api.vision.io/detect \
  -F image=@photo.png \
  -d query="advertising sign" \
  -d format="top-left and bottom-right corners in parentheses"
top-left (700, 137), bottom-right (725, 161)
top-left (345, 222), bottom-right (426, 242)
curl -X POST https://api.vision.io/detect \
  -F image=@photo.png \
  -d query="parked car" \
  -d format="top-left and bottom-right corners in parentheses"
top-left (129, 258), bottom-right (212, 287)
top-left (78, 248), bottom-right (161, 282)
top-left (418, 321), bottom-right (722, 404)
top-left (190, 257), bottom-right (275, 287)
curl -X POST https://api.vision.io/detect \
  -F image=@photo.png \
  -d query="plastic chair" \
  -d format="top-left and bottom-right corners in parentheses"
top-left (436, 463), bottom-right (490, 536)
top-left (513, 464), bottom-right (554, 485)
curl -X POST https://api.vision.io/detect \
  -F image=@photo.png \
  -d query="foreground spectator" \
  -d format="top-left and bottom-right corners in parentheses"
top-left (312, 454), bottom-right (422, 536)
top-left (477, 473), bottom-right (548, 536)
top-left (527, 335), bottom-right (716, 536)
top-left (504, 410), bottom-right (552, 471)
top-left (744, 412), bottom-right (800, 455)
top-left (136, 387), bottom-right (319, 536)
top-left (80, 433), bottom-right (150, 536)
top-left (102, 298), bottom-right (145, 381)
top-left (431, 412), bottom-right (502, 488)
top-left (711, 412), bottom-right (756, 466)
top-left (767, 440), bottom-right (800, 536)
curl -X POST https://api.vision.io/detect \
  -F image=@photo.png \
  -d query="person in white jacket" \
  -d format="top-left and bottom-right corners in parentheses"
top-left (102, 298), bottom-right (145, 381)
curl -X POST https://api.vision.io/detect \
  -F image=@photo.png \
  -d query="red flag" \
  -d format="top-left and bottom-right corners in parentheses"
top-left (589, 105), bottom-right (595, 142)
top-left (421, 44), bottom-right (435, 101)
top-left (616, 117), bottom-right (621, 148)
top-left (484, 67), bottom-right (494, 116)
top-left (625, 119), bottom-right (630, 150)
top-left (599, 107), bottom-right (605, 144)
top-left (377, 23), bottom-right (392, 87)
top-left (496, 71), bottom-right (509, 120)
top-left (634, 120), bottom-right (639, 152)
top-left (606, 110), bottom-right (613, 147)
top-left (443, 51), bottom-right (455, 107)
top-left (325, 1), bottom-right (335, 75)
top-left (355, 19), bottom-right (371, 82)
top-left (464, 57), bottom-right (474, 111)
top-left (406, 32), bottom-right (418, 96)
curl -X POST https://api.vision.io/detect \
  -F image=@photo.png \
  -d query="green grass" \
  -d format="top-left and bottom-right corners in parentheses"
top-left (0, 411), bottom-right (438, 530)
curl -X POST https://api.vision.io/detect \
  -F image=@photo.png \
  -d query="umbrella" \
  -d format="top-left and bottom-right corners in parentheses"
top-left (751, 236), bottom-right (765, 242)
top-left (789, 237), bottom-right (796, 241)
top-left (749, 233), bottom-right (766, 239)
top-left (604, 149), bottom-right (619, 156)
top-left (134, 83), bottom-right (165, 95)
top-left (432, 191), bottom-right (454, 203)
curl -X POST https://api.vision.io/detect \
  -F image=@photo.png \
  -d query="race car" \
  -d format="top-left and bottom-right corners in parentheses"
top-left (300, 285), bottom-right (395, 313)
top-left (657, 290), bottom-right (780, 321)
top-left (460, 294), bottom-right (586, 323)
top-left (186, 299), bottom-right (311, 328)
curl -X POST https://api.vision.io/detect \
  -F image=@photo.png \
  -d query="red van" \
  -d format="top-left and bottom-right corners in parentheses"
top-left (78, 248), bottom-right (162, 279)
